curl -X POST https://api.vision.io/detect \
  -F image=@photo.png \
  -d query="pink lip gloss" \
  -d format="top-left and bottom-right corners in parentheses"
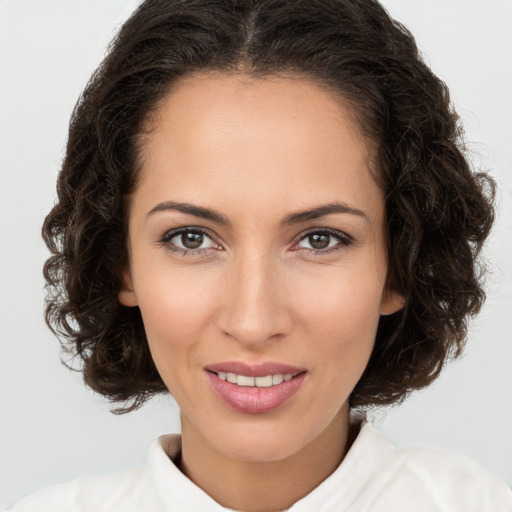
top-left (204, 362), bottom-right (307, 414)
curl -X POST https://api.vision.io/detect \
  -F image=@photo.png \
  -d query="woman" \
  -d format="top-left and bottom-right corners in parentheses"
top-left (9, 0), bottom-right (512, 510)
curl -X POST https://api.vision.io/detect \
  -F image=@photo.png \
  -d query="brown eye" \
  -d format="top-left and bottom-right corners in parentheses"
top-left (181, 231), bottom-right (204, 249)
top-left (161, 228), bottom-right (219, 254)
top-left (294, 229), bottom-right (353, 254)
top-left (308, 233), bottom-right (330, 249)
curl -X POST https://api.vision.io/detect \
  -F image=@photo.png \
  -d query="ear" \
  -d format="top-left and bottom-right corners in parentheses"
top-left (118, 267), bottom-right (138, 307)
top-left (380, 287), bottom-right (405, 316)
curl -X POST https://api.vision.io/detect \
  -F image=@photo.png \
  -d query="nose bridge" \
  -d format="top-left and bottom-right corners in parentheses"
top-left (219, 245), bottom-right (290, 346)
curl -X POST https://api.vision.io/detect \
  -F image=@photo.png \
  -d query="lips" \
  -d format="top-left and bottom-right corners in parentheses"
top-left (204, 361), bottom-right (307, 414)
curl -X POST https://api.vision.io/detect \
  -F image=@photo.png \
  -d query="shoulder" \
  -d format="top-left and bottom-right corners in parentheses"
top-left (355, 422), bottom-right (512, 512)
top-left (8, 464), bottom-right (160, 512)
top-left (392, 443), bottom-right (512, 509)
top-left (8, 434), bottom-right (184, 512)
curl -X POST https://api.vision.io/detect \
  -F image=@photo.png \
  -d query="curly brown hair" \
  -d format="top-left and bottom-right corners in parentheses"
top-left (42, 0), bottom-right (495, 413)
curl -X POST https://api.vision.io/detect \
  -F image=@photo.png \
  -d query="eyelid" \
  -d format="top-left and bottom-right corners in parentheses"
top-left (299, 227), bottom-right (353, 243)
top-left (160, 226), bottom-right (218, 242)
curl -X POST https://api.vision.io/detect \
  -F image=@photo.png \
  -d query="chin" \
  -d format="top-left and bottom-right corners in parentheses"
top-left (206, 423), bottom-right (315, 463)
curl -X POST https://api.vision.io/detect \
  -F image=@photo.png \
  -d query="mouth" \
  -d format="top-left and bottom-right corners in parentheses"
top-left (204, 362), bottom-right (307, 414)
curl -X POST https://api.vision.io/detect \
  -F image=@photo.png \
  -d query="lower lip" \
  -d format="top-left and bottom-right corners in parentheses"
top-left (205, 372), bottom-right (306, 414)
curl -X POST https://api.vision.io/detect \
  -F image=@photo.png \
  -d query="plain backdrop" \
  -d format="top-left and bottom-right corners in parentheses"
top-left (1, 0), bottom-right (511, 508)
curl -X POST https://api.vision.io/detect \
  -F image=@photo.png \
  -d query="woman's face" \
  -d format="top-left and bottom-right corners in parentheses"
top-left (120, 73), bottom-right (403, 462)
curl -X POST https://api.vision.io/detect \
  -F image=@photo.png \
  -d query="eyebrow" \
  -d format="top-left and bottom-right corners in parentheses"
top-left (148, 201), bottom-right (229, 224)
top-left (281, 202), bottom-right (368, 226)
top-left (147, 201), bottom-right (368, 226)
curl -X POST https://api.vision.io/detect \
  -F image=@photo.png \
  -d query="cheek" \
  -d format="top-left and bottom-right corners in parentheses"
top-left (133, 265), bottom-right (218, 364)
top-left (295, 266), bottom-right (384, 336)
top-left (292, 266), bottom-right (384, 381)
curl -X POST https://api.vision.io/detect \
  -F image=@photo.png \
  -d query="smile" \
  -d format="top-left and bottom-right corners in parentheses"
top-left (205, 363), bottom-right (307, 414)
top-left (216, 372), bottom-right (294, 387)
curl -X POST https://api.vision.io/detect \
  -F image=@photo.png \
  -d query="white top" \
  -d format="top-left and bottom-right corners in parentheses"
top-left (10, 419), bottom-right (512, 512)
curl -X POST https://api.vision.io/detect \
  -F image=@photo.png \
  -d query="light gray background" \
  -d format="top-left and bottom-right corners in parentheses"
top-left (1, 0), bottom-right (511, 508)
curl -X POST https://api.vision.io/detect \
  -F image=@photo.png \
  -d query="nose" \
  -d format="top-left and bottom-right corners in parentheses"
top-left (217, 249), bottom-right (292, 349)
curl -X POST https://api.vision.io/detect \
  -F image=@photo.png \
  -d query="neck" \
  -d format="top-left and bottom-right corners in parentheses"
top-left (178, 405), bottom-right (354, 512)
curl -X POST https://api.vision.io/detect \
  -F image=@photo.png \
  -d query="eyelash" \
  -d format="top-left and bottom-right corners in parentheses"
top-left (158, 227), bottom-right (354, 257)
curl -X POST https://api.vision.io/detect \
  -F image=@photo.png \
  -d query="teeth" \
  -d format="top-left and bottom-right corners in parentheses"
top-left (255, 375), bottom-right (273, 387)
top-left (217, 372), bottom-right (295, 387)
top-left (272, 374), bottom-right (284, 385)
top-left (238, 375), bottom-right (255, 387)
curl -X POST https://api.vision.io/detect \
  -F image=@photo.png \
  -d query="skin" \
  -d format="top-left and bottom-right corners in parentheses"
top-left (119, 72), bottom-right (404, 512)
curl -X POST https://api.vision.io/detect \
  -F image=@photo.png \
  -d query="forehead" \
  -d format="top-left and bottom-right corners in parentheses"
top-left (134, 72), bottom-right (382, 220)
top-left (142, 72), bottom-right (369, 158)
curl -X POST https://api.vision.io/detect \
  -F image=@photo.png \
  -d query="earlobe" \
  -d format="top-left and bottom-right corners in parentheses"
top-left (380, 289), bottom-right (405, 316)
top-left (118, 268), bottom-right (138, 307)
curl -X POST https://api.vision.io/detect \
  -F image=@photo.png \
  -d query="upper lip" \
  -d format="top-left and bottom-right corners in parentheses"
top-left (205, 361), bottom-right (306, 377)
